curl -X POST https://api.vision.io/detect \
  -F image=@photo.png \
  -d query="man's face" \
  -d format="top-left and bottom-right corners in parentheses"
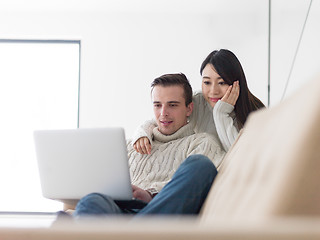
top-left (152, 85), bottom-right (193, 135)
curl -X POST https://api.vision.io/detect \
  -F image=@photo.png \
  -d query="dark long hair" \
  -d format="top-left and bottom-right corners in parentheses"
top-left (200, 49), bottom-right (265, 128)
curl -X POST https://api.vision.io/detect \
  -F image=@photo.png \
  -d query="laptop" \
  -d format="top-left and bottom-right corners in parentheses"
top-left (34, 127), bottom-right (144, 207)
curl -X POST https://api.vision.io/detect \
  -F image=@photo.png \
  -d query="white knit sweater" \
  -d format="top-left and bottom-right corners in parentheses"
top-left (131, 91), bottom-right (239, 152)
top-left (127, 123), bottom-right (225, 193)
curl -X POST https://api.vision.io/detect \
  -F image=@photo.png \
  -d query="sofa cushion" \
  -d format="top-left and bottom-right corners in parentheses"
top-left (201, 75), bottom-right (320, 221)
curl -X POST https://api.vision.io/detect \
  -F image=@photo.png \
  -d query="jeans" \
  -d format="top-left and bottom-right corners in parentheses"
top-left (74, 154), bottom-right (217, 217)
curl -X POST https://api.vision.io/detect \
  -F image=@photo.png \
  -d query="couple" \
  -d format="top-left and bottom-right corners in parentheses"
top-left (72, 49), bottom-right (265, 217)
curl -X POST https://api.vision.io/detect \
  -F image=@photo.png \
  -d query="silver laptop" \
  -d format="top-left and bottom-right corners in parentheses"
top-left (33, 127), bottom-right (133, 206)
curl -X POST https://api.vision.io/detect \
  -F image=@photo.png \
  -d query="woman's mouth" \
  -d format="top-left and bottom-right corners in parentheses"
top-left (209, 97), bottom-right (221, 102)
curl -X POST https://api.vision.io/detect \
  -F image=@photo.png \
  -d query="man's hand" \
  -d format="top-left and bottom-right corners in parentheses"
top-left (133, 137), bottom-right (151, 155)
top-left (132, 185), bottom-right (152, 203)
top-left (221, 80), bottom-right (240, 106)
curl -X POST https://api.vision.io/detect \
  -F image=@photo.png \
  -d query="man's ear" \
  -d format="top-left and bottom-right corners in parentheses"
top-left (186, 102), bottom-right (194, 117)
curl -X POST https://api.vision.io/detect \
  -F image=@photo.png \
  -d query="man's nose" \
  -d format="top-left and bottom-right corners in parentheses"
top-left (161, 106), bottom-right (168, 116)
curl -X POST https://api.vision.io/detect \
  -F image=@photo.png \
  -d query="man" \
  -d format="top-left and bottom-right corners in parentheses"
top-left (73, 73), bottom-right (225, 216)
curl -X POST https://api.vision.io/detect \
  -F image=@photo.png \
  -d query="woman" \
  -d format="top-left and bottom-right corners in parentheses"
top-left (133, 49), bottom-right (265, 153)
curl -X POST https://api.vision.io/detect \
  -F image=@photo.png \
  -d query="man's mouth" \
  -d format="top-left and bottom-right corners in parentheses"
top-left (160, 120), bottom-right (173, 126)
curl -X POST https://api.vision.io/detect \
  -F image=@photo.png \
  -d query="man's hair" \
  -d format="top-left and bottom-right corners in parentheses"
top-left (151, 73), bottom-right (193, 106)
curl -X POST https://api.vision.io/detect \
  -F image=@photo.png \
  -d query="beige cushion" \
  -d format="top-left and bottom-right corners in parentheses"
top-left (201, 75), bottom-right (320, 222)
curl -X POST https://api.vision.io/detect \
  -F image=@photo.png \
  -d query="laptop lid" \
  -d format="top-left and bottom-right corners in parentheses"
top-left (33, 127), bottom-right (133, 206)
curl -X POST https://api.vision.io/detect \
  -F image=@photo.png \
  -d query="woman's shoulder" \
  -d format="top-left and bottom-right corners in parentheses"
top-left (193, 90), bottom-right (203, 98)
top-left (193, 91), bottom-right (206, 105)
top-left (192, 90), bottom-right (212, 111)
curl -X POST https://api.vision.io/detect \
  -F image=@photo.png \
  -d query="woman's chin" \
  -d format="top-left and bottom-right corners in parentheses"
top-left (206, 100), bottom-right (216, 108)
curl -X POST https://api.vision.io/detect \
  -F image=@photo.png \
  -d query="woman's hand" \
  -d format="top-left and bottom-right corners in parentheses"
top-left (221, 80), bottom-right (240, 106)
top-left (133, 137), bottom-right (151, 155)
top-left (132, 185), bottom-right (152, 203)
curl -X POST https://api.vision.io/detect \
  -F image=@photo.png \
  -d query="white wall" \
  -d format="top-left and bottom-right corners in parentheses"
top-left (1, 0), bottom-right (319, 135)
top-left (0, 0), bottom-right (268, 137)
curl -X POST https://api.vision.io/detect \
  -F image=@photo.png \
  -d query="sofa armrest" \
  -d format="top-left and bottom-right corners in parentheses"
top-left (1, 217), bottom-right (320, 240)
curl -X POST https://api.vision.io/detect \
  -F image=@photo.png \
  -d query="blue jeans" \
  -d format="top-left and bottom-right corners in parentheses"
top-left (74, 154), bottom-right (217, 217)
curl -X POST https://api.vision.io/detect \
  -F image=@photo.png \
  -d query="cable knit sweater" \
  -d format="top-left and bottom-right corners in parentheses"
top-left (127, 123), bottom-right (225, 193)
top-left (131, 91), bottom-right (239, 152)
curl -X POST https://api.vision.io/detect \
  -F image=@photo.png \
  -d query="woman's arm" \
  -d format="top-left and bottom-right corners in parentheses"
top-left (192, 91), bottom-right (239, 151)
top-left (131, 119), bottom-right (157, 154)
top-left (213, 100), bottom-right (239, 152)
top-left (214, 81), bottom-right (240, 151)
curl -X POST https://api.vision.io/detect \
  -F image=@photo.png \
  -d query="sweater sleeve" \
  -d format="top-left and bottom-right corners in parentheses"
top-left (213, 100), bottom-right (239, 152)
top-left (131, 119), bottom-right (157, 147)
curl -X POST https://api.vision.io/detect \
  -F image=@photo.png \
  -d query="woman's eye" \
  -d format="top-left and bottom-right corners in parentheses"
top-left (218, 82), bottom-right (226, 85)
top-left (203, 81), bottom-right (210, 85)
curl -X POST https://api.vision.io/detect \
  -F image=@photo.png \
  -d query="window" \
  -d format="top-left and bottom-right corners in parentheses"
top-left (0, 40), bottom-right (80, 212)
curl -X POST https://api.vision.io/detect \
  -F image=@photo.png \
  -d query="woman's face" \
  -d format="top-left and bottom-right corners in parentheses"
top-left (201, 64), bottom-right (230, 108)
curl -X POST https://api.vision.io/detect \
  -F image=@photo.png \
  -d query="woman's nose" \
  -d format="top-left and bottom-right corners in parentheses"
top-left (210, 84), bottom-right (219, 94)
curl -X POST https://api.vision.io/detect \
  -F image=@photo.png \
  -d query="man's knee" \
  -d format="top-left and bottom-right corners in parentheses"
top-left (75, 193), bottom-right (119, 216)
top-left (184, 154), bottom-right (217, 177)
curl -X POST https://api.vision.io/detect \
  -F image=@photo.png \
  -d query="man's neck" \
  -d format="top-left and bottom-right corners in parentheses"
top-left (153, 123), bottom-right (194, 143)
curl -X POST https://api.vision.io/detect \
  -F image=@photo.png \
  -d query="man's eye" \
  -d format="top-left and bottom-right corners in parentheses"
top-left (154, 104), bottom-right (161, 108)
top-left (169, 104), bottom-right (178, 107)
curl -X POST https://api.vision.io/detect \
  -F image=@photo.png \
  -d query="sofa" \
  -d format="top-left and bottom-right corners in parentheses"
top-left (1, 75), bottom-right (320, 239)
